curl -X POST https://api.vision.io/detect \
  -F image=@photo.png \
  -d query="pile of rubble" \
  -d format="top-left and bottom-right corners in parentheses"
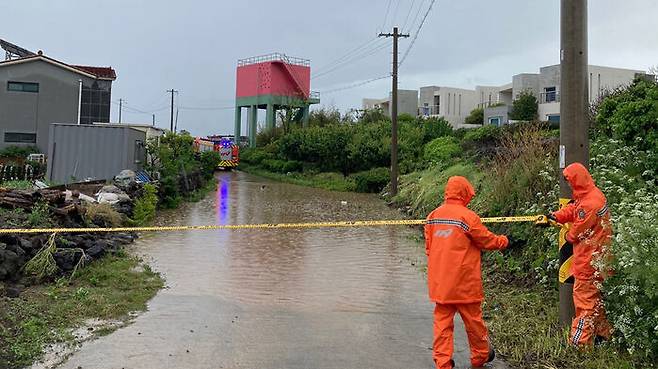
top-left (0, 170), bottom-right (150, 286)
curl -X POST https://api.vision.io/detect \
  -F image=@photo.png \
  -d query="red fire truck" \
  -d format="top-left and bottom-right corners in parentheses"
top-left (194, 136), bottom-right (239, 170)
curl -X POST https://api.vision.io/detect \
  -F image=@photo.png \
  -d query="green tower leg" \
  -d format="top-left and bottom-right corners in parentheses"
top-left (266, 103), bottom-right (275, 130)
top-left (234, 106), bottom-right (242, 143)
top-left (302, 105), bottom-right (310, 127)
top-left (249, 105), bottom-right (258, 148)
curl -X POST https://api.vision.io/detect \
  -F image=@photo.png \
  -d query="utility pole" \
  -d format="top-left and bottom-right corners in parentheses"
top-left (152, 114), bottom-right (156, 127)
top-left (558, 0), bottom-right (588, 326)
top-left (379, 26), bottom-right (409, 196)
top-left (167, 89), bottom-right (178, 132)
top-left (118, 98), bottom-right (124, 123)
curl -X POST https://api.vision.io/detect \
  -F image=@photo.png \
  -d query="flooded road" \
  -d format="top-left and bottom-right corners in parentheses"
top-left (59, 171), bottom-right (478, 369)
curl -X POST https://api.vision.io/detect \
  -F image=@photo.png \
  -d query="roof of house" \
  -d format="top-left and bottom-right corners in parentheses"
top-left (0, 52), bottom-right (117, 81)
top-left (70, 65), bottom-right (117, 80)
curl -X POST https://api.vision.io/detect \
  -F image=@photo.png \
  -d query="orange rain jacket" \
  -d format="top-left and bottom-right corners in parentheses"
top-left (424, 176), bottom-right (509, 304)
top-left (553, 163), bottom-right (612, 280)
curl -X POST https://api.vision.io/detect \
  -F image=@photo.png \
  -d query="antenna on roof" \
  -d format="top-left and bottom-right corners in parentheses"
top-left (0, 39), bottom-right (36, 61)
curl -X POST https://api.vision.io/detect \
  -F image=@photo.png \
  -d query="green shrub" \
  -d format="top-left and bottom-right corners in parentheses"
top-left (262, 159), bottom-right (302, 173)
top-left (349, 167), bottom-right (390, 193)
top-left (398, 113), bottom-right (416, 123)
top-left (0, 145), bottom-right (39, 158)
top-left (595, 79), bottom-right (658, 160)
top-left (240, 148), bottom-right (273, 165)
top-left (131, 183), bottom-right (158, 226)
top-left (462, 124), bottom-right (501, 143)
top-left (464, 107), bottom-right (484, 126)
top-left (422, 117), bottom-right (453, 143)
top-left (423, 136), bottom-right (462, 165)
top-left (509, 90), bottom-right (538, 121)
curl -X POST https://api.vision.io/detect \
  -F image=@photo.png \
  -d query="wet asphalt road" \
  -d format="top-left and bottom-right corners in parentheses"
top-left (57, 172), bottom-right (493, 369)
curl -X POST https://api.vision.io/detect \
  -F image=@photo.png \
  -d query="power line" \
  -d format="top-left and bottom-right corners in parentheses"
top-left (319, 75), bottom-right (390, 95)
top-left (313, 36), bottom-right (379, 74)
top-left (179, 106), bottom-right (234, 111)
top-left (407, 0), bottom-right (427, 35)
top-left (402, 0), bottom-right (417, 31)
top-left (312, 39), bottom-right (390, 80)
top-left (400, 0), bottom-right (437, 68)
top-left (380, 0), bottom-right (393, 32)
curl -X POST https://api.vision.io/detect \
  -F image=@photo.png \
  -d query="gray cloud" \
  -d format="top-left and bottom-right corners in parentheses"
top-left (4, 0), bottom-right (657, 136)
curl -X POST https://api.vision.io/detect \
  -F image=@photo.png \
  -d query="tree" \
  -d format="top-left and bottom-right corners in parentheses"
top-left (509, 91), bottom-right (538, 121)
top-left (464, 107), bottom-right (484, 125)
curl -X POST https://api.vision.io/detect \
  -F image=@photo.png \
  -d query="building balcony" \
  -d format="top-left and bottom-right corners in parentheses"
top-left (539, 91), bottom-right (560, 104)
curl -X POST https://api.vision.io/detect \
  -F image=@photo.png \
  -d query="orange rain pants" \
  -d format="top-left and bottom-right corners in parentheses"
top-left (570, 278), bottom-right (612, 346)
top-left (433, 302), bottom-right (490, 369)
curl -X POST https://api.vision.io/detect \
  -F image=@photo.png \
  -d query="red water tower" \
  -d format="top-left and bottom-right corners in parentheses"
top-left (234, 53), bottom-right (320, 147)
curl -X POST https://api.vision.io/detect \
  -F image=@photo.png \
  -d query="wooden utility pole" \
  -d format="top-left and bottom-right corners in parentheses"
top-left (558, 0), bottom-right (588, 326)
top-left (379, 26), bottom-right (409, 196)
top-left (167, 89), bottom-right (178, 132)
top-left (118, 98), bottom-right (123, 123)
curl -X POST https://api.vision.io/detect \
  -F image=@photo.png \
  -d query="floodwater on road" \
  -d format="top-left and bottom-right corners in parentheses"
top-left (57, 171), bottom-right (476, 369)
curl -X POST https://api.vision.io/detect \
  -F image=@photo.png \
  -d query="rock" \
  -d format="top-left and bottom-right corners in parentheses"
top-left (53, 249), bottom-right (83, 271)
top-left (0, 247), bottom-right (20, 280)
top-left (5, 286), bottom-right (21, 298)
top-left (114, 170), bottom-right (136, 189)
top-left (86, 243), bottom-right (105, 259)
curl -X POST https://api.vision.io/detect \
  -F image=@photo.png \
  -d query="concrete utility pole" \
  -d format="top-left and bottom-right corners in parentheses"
top-left (379, 26), bottom-right (409, 196)
top-left (558, 0), bottom-right (588, 326)
top-left (167, 89), bottom-right (178, 132)
top-left (118, 98), bottom-right (123, 123)
top-left (152, 114), bottom-right (156, 127)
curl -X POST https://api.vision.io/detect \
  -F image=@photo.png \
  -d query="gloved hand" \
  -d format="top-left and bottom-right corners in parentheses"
top-left (506, 235), bottom-right (524, 248)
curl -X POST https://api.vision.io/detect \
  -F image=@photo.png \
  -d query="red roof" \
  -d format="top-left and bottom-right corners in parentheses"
top-left (72, 65), bottom-right (117, 80)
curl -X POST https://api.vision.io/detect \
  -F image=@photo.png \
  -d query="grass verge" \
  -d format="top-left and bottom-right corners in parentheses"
top-left (0, 253), bottom-right (163, 368)
top-left (239, 164), bottom-right (356, 192)
top-left (483, 275), bottom-right (655, 369)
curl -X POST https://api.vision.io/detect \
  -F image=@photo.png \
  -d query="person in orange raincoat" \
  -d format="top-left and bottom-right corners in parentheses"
top-left (424, 176), bottom-right (509, 369)
top-left (548, 162), bottom-right (613, 346)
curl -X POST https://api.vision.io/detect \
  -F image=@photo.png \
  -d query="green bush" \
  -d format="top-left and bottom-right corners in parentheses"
top-left (131, 183), bottom-right (158, 226)
top-left (349, 167), bottom-right (390, 193)
top-left (595, 79), bottom-right (658, 160)
top-left (262, 159), bottom-right (303, 173)
top-left (462, 124), bottom-right (501, 144)
top-left (422, 117), bottom-right (453, 143)
top-left (464, 107), bottom-right (484, 126)
top-left (509, 90), bottom-right (538, 121)
top-left (423, 136), bottom-right (462, 165)
top-left (0, 145), bottom-right (39, 158)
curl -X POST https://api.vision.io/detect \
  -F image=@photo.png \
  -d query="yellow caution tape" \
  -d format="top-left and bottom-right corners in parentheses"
top-left (0, 215), bottom-right (550, 234)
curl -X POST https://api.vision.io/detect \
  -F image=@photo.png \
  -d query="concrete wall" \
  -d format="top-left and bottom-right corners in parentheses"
top-left (512, 73), bottom-right (540, 99)
top-left (0, 59), bottom-right (107, 153)
top-left (47, 124), bottom-right (146, 183)
top-left (389, 90), bottom-right (418, 117)
top-left (484, 105), bottom-right (512, 126)
top-left (587, 65), bottom-right (643, 102)
top-left (475, 85), bottom-right (503, 108)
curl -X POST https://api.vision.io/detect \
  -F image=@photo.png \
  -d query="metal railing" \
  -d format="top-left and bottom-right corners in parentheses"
top-left (539, 91), bottom-right (561, 104)
top-left (237, 53), bottom-right (310, 67)
top-left (309, 91), bottom-right (320, 100)
top-left (419, 105), bottom-right (440, 116)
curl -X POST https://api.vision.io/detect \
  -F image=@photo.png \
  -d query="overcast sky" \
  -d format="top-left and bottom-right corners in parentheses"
top-left (4, 0), bottom-right (658, 136)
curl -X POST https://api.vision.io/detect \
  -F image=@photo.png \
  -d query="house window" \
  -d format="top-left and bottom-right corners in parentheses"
top-left (134, 140), bottom-right (145, 164)
top-left (544, 86), bottom-right (557, 103)
top-left (4, 132), bottom-right (37, 143)
top-left (488, 117), bottom-right (502, 126)
top-left (7, 81), bottom-right (39, 93)
top-left (547, 114), bottom-right (560, 123)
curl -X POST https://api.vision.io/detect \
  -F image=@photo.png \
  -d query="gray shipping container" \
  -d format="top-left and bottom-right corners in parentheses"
top-left (46, 123), bottom-right (157, 184)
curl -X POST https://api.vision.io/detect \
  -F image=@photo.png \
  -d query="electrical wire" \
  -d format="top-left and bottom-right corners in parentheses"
top-left (380, 0), bottom-right (393, 32)
top-left (399, 0), bottom-right (437, 68)
top-left (313, 36), bottom-right (379, 74)
top-left (312, 39), bottom-right (390, 80)
top-left (401, 0), bottom-right (417, 32)
top-left (319, 75), bottom-right (390, 95)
